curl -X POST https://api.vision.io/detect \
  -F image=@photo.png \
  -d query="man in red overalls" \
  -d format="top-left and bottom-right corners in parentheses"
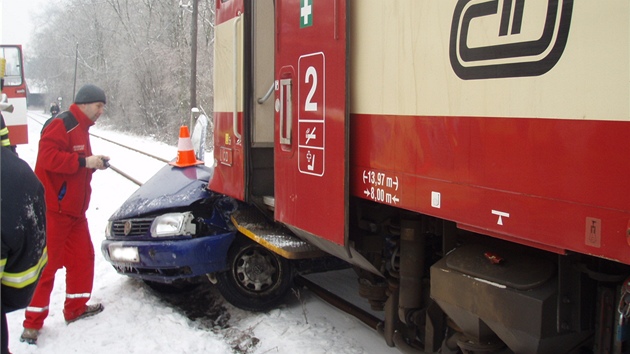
top-left (21, 84), bottom-right (110, 345)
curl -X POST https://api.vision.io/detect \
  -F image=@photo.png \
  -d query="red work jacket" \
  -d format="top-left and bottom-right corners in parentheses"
top-left (35, 104), bottom-right (95, 217)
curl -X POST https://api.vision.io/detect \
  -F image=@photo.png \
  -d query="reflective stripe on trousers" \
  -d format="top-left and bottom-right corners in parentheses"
top-left (25, 306), bottom-right (49, 313)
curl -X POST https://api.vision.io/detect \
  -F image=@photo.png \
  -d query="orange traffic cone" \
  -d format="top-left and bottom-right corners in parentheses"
top-left (170, 125), bottom-right (204, 167)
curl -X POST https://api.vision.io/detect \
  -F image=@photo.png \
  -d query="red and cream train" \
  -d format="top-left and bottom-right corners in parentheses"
top-left (210, 0), bottom-right (630, 352)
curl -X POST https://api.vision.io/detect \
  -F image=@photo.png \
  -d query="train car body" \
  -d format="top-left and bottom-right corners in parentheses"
top-left (210, 0), bottom-right (630, 352)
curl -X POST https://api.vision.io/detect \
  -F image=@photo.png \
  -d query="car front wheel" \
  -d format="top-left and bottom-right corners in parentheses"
top-left (216, 235), bottom-right (294, 312)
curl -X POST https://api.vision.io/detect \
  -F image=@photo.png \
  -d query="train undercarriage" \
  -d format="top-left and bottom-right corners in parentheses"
top-left (343, 199), bottom-right (630, 353)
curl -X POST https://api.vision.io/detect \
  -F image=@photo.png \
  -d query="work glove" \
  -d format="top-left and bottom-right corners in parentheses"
top-left (85, 155), bottom-right (110, 170)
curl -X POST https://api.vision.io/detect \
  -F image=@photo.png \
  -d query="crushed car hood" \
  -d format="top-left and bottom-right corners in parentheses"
top-left (109, 163), bottom-right (213, 220)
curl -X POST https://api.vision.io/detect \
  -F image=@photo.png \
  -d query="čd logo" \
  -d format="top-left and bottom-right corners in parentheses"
top-left (450, 0), bottom-right (573, 80)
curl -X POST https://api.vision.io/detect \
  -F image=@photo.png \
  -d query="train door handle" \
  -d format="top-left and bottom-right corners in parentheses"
top-left (257, 83), bottom-right (274, 104)
top-left (279, 78), bottom-right (292, 145)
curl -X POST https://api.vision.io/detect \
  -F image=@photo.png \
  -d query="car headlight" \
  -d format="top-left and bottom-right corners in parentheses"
top-left (150, 212), bottom-right (196, 238)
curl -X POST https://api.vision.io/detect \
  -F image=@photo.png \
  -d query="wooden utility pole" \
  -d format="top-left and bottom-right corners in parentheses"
top-left (190, 0), bottom-right (198, 109)
top-left (72, 43), bottom-right (79, 100)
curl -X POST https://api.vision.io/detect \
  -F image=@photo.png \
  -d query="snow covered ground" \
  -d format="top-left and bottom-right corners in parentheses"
top-left (5, 111), bottom-right (400, 354)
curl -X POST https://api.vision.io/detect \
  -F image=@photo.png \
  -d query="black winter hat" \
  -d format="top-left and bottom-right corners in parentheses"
top-left (74, 84), bottom-right (107, 104)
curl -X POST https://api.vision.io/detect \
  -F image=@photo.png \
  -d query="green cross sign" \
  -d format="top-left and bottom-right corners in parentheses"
top-left (300, 0), bottom-right (313, 28)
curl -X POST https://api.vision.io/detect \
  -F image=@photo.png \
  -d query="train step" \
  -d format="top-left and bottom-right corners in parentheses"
top-left (231, 206), bottom-right (324, 260)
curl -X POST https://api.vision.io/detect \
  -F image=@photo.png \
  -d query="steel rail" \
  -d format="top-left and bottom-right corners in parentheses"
top-left (89, 132), bottom-right (170, 163)
top-left (297, 275), bottom-right (425, 354)
top-left (294, 275), bottom-right (382, 331)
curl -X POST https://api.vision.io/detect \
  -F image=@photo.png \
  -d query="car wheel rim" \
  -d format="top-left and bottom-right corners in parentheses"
top-left (234, 247), bottom-right (278, 292)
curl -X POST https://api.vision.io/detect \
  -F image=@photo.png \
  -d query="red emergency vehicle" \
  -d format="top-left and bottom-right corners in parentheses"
top-left (209, 1), bottom-right (630, 352)
top-left (0, 45), bottom-right (28, 144)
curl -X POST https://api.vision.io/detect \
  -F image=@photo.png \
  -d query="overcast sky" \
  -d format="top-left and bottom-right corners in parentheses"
top-left (0, 0), bottom-right (48, 52)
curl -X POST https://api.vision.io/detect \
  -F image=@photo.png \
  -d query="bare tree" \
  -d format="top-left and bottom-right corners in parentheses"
top-left (25, 0), bottom-right (215, 143)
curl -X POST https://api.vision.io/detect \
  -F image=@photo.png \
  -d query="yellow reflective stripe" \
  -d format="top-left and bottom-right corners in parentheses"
top-left (0, 257), bottom-right (6, 279)
top-left (0, 247), bottom-right (48, 289)
top-left (0, 126), bottom-right (10, 146)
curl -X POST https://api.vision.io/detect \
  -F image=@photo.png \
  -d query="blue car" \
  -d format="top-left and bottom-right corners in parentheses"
top-left (101, 163), bottom-right (238, 286)
top-left (101, 158), bottom-right (302, 311)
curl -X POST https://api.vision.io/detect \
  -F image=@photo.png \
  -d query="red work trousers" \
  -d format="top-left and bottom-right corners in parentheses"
top-left (23, 212), bottom-right (95, 329)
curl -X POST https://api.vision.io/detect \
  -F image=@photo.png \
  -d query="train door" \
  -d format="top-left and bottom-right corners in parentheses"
top-left (212, 0), bottom-right (276, 202)
top-left (274, 0), bottom-right (348, 246)
top-left (211, 0), bottom-right (246, 200)
top-left (247, 0), bottom-right (276, 199)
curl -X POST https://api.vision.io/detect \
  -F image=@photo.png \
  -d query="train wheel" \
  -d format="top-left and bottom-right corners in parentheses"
top-left (216, 235), bottom-right (293, 312)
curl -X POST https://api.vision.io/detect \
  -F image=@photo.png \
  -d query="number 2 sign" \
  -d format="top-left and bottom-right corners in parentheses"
top-left (298, 52), bottom-right (325, 176)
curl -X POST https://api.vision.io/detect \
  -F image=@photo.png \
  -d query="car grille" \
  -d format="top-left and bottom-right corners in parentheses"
top-left (110, 218), bottom-right (154, 237)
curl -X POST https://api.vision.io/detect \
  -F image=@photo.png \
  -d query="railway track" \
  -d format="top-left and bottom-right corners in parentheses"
top-left (88, 131), bottom-right (170, 164)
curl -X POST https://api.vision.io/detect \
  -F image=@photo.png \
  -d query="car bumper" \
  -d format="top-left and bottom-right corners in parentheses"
top-left (101, 232), bottom-right (236, 283)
